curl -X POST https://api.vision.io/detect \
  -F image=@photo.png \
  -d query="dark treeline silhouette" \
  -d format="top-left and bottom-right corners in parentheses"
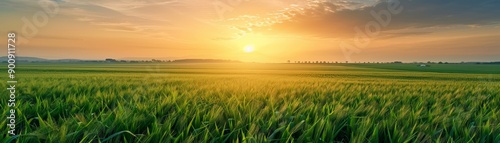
top-left (1, 56), bottom-right (499, 64)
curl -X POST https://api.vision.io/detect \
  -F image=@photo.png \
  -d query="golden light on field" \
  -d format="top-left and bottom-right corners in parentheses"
top-left (244, 45), bottom-right (255, 53)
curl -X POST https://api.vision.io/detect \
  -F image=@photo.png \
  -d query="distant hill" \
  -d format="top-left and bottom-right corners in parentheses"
top-left (0, 57), bottom-right (242, 63)
top-left (0, 56), bottom-right (49, 62)
top-left (0, 56), bottom-right (87, 63)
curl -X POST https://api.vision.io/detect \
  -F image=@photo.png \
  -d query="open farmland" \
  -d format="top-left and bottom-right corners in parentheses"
top-left (1, 63), bottom-right (499, 142)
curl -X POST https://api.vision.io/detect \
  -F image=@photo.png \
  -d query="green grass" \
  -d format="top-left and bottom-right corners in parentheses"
top-left (347, 63), bottom-right (500, 74)
top-left (1, 63), bottom-right (499, 142)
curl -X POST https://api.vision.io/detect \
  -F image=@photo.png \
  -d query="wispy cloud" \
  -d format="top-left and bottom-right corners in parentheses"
top-left (225, 0), bottom-right (500, 39)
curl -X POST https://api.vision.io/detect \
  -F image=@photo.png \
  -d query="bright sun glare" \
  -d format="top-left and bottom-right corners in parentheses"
top-left (244, 45), bottom-right (255, 53)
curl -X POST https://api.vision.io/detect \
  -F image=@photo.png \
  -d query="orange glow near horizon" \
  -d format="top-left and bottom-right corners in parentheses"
top-left (0, 1), bottom-right (499, 62)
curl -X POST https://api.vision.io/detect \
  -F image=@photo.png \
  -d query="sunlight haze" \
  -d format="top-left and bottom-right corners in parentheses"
top-left (1, 0), bottom-right (499, 62)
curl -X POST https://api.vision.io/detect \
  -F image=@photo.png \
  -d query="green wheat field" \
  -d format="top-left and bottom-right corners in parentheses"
top-left (1, 63), bottom-right (499, 142)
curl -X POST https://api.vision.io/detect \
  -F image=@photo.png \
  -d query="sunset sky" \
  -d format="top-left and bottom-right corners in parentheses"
top-left (1, 0), bottom-right (499, 62)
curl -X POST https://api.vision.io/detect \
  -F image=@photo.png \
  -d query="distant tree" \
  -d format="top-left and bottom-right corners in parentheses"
top-left (105, 58), bottom-right (117, 62)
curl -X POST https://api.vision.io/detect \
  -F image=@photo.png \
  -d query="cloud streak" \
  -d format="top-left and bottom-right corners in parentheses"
top-left (236, 0), bottom-right (500, 38)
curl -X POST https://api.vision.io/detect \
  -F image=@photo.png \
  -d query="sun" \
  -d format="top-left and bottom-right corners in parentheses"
top-left (244, 45), bottom-right (254, 53)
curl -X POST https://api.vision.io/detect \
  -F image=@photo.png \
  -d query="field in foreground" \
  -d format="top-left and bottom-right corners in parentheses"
top-left (1, 63), bottom-right (499, 142)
